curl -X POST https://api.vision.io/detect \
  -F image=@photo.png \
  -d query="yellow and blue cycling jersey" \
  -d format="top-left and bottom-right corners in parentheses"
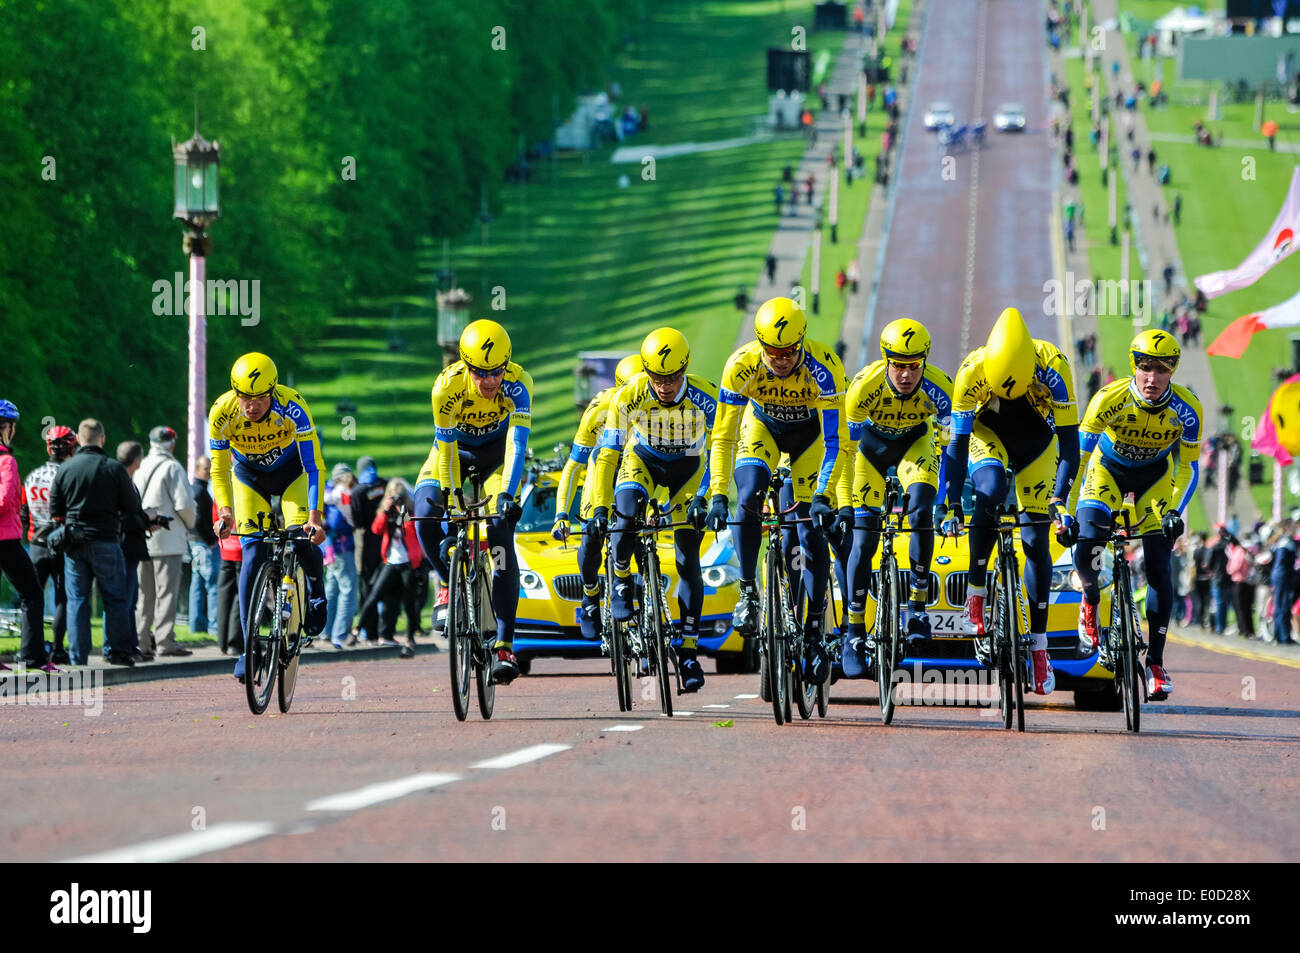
top-left (593, 374), bottom-right (717, 509)
top-left (208, 385), bottom-right (325, 513)
top-left (842, 360), bottom-right (954, 505)
top-left (950, 339), bottom-right (1078, 440)
top-left (708, 338), bottom-right (848, 499)
top-left (556, 380), bottom-right (632, 518)
top-left (1073, 379), bottom-right (1203, 515)
top-left (417, 360), bottom-right (533, 498)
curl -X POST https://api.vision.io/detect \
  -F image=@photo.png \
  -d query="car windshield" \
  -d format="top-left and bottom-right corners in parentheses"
top-left (1001, 104), bottom-right (1024, 114)
top-left (517, 481), bottom-right (578, 534)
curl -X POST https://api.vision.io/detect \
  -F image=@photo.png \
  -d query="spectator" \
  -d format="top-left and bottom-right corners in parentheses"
top-left (0, 400), bottom-right (51, 670)
top-left (1162, 264), bottom-right (1175, 296)
top-left (352, 455), bottom-right (388, 643)
top-left (134, 426), bottom-right (196, 657)
top-left (323, 463), bottom-right (358, 651)
top-left (835, 267), bottom-right (848, 299)
top-left (1130, 146), bottom-right (1140, 172)
top-left (215, 498), bottom-right (243, 656)
top-left (774, 184), bottom-right (785, 215)
top-left (805, 174), bottom-right (814, 205)
top-left (1086, 365), bottom-right (1102, 402)
top-left (765, 253), bottom-right (777, 285)
top-left (1192, 532), bottom-right (1213, 627)
top-left (1173, 193), bottom-right (1182, 226)
top-left (1065, 216), bottom-right (1075, 252)
top-left (115, 441), bottom-right (151, 661)
top-left (20, 424), bottom-right (78, 665)
top-left (1270, 523), bottom-right (1296, 644)
top-left (733, 286), bottom-right (749, 313)
top-left (188, 455), bottom-right (220, 638)
top-left (1208, 525), bottom-right (1235, 634)
top-left (847, 260), bottom-right (860, 294)
top-left (356, 478), bottom-right (424, 656)
top-left (49, 418), bottom-right (150, 667)
top-left (1227, 534), bottom-right (1257, 638)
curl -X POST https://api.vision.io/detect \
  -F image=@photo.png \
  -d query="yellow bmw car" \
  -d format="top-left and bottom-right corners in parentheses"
top-left (508, 460), bottom-right (756, 674)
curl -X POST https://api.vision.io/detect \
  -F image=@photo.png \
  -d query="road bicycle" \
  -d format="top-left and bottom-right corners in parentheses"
top-left (239, 513), bottom-right (310, 715)
top-left (868, 476), bottom-right (908, 725)
top-left (746, 468), bottom-right (824, 725)
top-left (981, 506), bottom-right (1035, 731)
top-left (1100, 509), bottom-right (1154, 733)
top-left (439, 475), bottom-right (506, 722)
top-left (605, 500), bottom-right (690, 717)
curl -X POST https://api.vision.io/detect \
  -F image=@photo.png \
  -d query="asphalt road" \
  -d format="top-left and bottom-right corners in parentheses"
top-left (4, 635), bottom-right (1297, 863)
top-left (866, 0), bottom-right (1058, 374)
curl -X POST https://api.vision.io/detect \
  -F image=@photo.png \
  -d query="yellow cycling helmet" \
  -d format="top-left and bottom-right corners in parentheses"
top-left (615, 354), bottom-right (642, 388)
top-left (880, 318), bottom-right (931, 362)
top-left (459, 319), bottom-right (512, 372)
top-left (231, 352), bottom-right (278, 397)
top-left (1129, 329), bottom-right (1180, 375)
top-left (983, 307), bottom-right (1036, 399)
top-left (754, 297), bottom-right (807, 349)
top-left (641, 327), bottom-right (690, 377)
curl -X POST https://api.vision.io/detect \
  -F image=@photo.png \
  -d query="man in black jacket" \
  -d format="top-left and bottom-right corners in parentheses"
top-left (49, 419), bottom-right (155, 666)
top-left (1207, 525), bottom-right (1236, 635)
top-left (116, 441), bottom-right (153, 660)
top-left (352, 455), bottom-right (388, 642)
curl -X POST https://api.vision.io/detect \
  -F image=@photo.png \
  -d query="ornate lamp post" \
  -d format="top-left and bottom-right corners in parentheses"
top-left (173, 127), bottom-right (220, 475)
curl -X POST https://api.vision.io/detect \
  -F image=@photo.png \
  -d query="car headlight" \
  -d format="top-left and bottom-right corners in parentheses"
top-left (520, 571), bottom-right (546, 593)
top-left (702, 565), bottom-right (741, 588)
top-left (1050, 568), bottom-right (1075, 592)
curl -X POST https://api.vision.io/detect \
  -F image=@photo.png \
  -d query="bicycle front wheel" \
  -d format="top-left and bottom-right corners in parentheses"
top-left (991, 566), bottom-right (1014, 730)
top-left (763, 559), bottom-right (786, 725)
top-left (447, 546), bottom-right (473, 722)
top-left (1000, 555), bottom-right (1028, 732)
top-left (1115, 566), bottom-right (1141, 733)
top-left (245, 561), bottom-right (281, 716)
top-left (876, 559), bottom-right (899, 725)
top-left (645, 563), bottom-right (673, 717)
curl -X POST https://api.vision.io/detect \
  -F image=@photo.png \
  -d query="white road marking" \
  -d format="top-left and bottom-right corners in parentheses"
top-left (307, 773), bottom-right (461, 811)
top-left (471, 743), bottom-right (572, 770)
top-left (670, 711), bottom-right (695, 716)
top-left (65, 822), bottom-right (277, 863)
top-left (734, 693), bottom-right (760, 699)
top-left (701, 704), bottom-right (731, 709)
top-left (602, 724), bottom-right (644, 732)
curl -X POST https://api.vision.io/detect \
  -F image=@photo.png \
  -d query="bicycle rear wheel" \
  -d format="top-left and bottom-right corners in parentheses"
top-left (277, 565), bottom-right (305, 713)
top-left (645, 588), bottom-right (673, 718)
top-left (991, 566), bottom-right (1013, 730)
top-left (611, 616), bottom-right (631, 712)
top-left (245, 561), bottom-right (281, 716)
top-left (794, 596), bottom-right (816, 720)
top-left (876, 556), bottom-right (899, 724)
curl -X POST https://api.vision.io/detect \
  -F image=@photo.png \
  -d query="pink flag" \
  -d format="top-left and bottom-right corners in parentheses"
top-left (1195, 166), bottom-right (1300, 299)
top-left (1253, 373), bottom-right (1300, 465)
top-left (1207, 284), bottom-right (1300, 357)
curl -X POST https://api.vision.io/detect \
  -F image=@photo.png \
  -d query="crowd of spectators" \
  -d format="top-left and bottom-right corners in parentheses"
top-left (1, 403), bottom-right (435, 668)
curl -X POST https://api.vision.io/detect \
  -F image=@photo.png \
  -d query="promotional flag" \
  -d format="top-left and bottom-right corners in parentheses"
top-left (1207, 284), bottom-right (1300, 357)
top-left (1194, 166), bottom-right (1300, 299)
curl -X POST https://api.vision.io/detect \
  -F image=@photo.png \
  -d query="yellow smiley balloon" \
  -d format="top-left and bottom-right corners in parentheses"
top-left (1269, 378), bottom-right (1300, 455)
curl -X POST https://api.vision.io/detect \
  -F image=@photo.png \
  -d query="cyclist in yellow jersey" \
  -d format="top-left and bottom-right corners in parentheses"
top-left (1070, 330), bottom-right (1202, 700)
top-left (704, 297), bottom-right (849, 686)
top-left (841, 319), bottom-right (954, 677)
top-left (590, 328), bottom-right (717, 692)
top-left (939, 307), bottom-right (1080, 695)
top-left (412, 319), bottom-right (534, 685)
top-left (551, 354), bottom-right (642, 641)
top-left (210, 353), bottom-right (327, 682)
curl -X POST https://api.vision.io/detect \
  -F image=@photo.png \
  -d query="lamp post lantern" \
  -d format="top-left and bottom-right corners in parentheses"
top-left (173, 127), bottom-right (220, 476)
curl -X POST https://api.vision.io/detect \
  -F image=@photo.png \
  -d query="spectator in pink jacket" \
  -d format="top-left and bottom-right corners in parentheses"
top-left (0, 400), bottom-right (53, 670)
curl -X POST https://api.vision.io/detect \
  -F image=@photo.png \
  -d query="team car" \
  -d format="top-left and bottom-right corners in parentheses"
top-left (505, 452), bottom-right (754, 674)
top-left (993, 102), bottom-right (1027, 132)
top-left (923, 101), bottom-right (955, 130)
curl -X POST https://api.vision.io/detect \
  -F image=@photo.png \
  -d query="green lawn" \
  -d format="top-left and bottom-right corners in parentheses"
top-left (303, 1), bottom-right (835, 478)
top-left (1, 618), bottom-right (213, 658)
top-left (1110, 0), bottom-right (1300, 517)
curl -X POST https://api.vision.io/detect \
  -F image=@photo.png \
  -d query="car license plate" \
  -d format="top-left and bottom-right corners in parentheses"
top-left (927, 610), bottom-right (967, 637)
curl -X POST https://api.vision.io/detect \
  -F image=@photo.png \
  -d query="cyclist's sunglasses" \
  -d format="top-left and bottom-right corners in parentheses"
top-left (887, 359), bottom-right (923, 371)
top-left (233, 389), bottom-right (273, 400)
top-left (646, 369), bottom-right (685, 386)
top-left (469, 365), bottom-right (508, 379)
top-left (762, 343), bottom-right (801, 359)
top-left (1134, 358), bottom-right (1175, 373)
